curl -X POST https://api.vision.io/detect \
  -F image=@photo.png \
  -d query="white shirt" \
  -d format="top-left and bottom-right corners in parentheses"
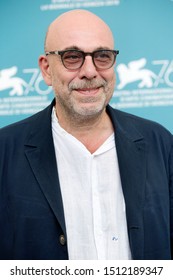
top-left (52, 109), bottom-right (131, 259)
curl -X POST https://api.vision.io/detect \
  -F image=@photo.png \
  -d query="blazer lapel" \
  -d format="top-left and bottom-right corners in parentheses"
top-left (107, 105), bottom-right (147, 259)
top-left (24, 102), bottom-right (66, 236)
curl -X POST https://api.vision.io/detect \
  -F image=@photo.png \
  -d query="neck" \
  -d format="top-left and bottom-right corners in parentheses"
top-left (54, 106), bottom-right (114, 154)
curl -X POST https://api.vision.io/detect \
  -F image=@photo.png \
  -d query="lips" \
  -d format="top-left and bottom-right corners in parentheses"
top-left (75, 87), bottom-right (100, 95)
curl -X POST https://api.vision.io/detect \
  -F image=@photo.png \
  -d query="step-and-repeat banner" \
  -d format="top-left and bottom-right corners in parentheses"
top-left (0, 0), bottom-right (173, 132)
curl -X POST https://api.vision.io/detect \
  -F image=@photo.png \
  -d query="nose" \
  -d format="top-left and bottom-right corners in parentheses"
top-left (78, 55), bottom-right (98, 80)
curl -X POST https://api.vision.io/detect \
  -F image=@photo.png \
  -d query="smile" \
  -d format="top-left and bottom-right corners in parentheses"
top-left (75, 87), bottom-right (101, 95)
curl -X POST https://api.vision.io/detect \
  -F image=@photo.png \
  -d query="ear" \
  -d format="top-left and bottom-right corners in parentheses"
top-left (38, 55), bottom-right (52, 86)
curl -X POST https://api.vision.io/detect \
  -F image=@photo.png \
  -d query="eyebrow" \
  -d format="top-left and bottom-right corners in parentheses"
top-left (63, 46), bottom-right (80, 51)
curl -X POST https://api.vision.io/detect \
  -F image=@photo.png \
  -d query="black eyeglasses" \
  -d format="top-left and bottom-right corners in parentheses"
top-left (45, 49), bottom-right (119, 70)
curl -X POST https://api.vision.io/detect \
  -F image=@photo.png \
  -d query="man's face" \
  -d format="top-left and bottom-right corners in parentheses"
top-left (42, 14), bottom-right (116, 120)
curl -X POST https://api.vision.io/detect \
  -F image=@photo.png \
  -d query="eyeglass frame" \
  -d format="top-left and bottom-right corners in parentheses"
top-left (45, 49), bottom-right (119, 70)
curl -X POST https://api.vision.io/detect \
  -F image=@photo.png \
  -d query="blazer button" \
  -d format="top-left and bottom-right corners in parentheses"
top-left (59, 234), bottom-right (66, 246)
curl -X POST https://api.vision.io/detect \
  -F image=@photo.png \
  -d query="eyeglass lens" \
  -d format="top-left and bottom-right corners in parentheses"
top-left (62, 50), bottom-right (83, 69)
top-left (61, 50), bottom-right (116, 70)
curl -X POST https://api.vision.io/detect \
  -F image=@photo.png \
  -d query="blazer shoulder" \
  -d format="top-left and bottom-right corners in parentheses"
top-left (0, 102), bottom-right (53, 140)
top-left (107, 105), bottom-right (173, 142)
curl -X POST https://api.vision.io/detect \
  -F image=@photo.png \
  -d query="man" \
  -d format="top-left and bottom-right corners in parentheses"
top-left (0, 10), bottom-right (173, 260)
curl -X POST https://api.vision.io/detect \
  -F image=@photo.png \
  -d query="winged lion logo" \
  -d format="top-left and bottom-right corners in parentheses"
top-left (116, 58), bottom-right (157, 89)
top-left (0, 66), bottom-right (28, 96)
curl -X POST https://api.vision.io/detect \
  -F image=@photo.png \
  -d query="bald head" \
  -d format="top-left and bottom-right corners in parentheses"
top-left (44, 10), bottom-right (114, 52)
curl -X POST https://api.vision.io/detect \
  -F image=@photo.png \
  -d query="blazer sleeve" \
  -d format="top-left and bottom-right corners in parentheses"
top-left (170, 142), bottom-right (173, 258)
top-left (0, 136), bottom-right (14, 259)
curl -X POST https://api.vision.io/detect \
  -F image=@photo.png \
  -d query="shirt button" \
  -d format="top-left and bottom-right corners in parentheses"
top-left (59, 234), bottom-right (66, 246)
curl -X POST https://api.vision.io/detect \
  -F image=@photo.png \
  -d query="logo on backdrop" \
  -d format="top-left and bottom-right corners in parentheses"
top-left (40, 0), bottom-right (120, 11)
top-left (1, 58), bottom-right (173, 117)
top-left (0, 67), bottom-right (27, 96)
top-left (116, 58), bottom-right (157, 89)
top-left (113, 58), bottom-right (173, 109)
top-left (0, 66), bottom-right (53, 116)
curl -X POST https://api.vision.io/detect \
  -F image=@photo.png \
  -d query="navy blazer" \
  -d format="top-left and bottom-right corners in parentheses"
top-left (0, 99), bottom-right (173, 260)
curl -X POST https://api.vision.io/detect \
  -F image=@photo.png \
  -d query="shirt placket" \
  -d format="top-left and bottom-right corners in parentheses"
top-left (91, 155), bottom-right (106, 259)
